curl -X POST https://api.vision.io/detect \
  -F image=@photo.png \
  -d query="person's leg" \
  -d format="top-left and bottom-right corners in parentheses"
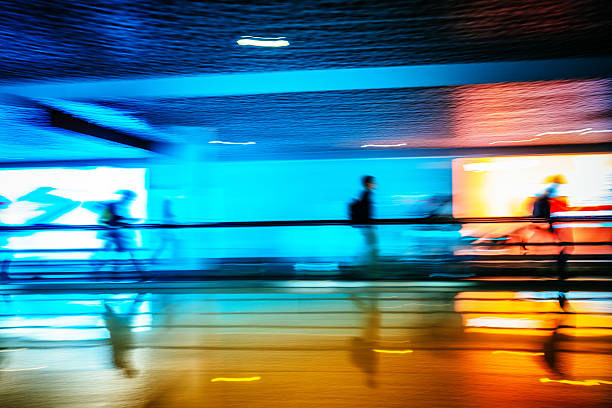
top-left (550, 222), bottom-right (573, 279)
top-left (92, 238), bottom-right (113, 274)
top-left (117, 232), bottom-right (146, 280)
top-left (510, 224), bottom-right (536, 254)
top-left (128, 249), bottom-right (147, 281)
top-left (363, 226), bottom-right (380, 275)
top-left (110, 232), bottom-right (125, 276)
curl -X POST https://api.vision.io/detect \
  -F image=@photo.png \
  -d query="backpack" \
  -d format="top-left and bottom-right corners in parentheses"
top-left (348, 198), bottom-right (365, 224)
top-left (532, 196), bottom-right (551, 218)
top-left (99, 203), bottom-right (112, 224)
top-left (99, 202), bottom-right (122, 226)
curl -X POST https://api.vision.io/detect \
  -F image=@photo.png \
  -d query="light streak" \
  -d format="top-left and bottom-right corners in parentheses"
top-left (466, 317), bottom-right (542, 329)
top-left (361, 143), bottom-right (407, 148)
top-left (372, 349), bottom-right (414, 354)
top-left (211, 376), bottom-right (261, 382)
top-left (581, 129), bottom-right (612, 134)
top-left (540, 378), bottom-right (612, 386)
top-left (487, 128), bottom-right (612, 146)
top-left (492, 350), bottom-right (544, 356)
top-left (535, 128), bottom-right (592, 136)
top-left (489, 137), bottom-right (540, 145)
top-left (0, 348), bottom-right (28, 353)
top-left (465, 328), bottom-right (550, 336)
top-left (237, 38), bottom-right (289, 47)
top-left (208, 140), bottom-right (256, 145)
top-left (0, 366), bottom-right (47, 372)
top-left (241, 36), bottom-right (287, 40)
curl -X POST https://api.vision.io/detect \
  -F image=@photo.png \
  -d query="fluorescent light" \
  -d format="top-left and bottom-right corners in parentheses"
top-left (208, 140), bottom-right (256, 145)
top-left (361, 143), bottom-right (407, 148)
top-left (237, 36), bottom-right (289, 47)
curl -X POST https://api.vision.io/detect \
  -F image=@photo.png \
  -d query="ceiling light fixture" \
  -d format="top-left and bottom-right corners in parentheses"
top-left (361, 143), bottom-right (407, 148)
top-left (237, 36), bottom-right (289, 47)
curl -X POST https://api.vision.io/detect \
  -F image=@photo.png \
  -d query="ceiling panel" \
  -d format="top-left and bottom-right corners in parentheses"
top-left (0, 0), bottom-right (610, 83)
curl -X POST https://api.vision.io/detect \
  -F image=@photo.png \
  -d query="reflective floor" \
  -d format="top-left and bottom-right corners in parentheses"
top-left (1, 281), bottom-right (611, 407)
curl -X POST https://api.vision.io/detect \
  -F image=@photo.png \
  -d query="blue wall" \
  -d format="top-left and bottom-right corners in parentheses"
top-left (206, 157), bottom-right (452, 222)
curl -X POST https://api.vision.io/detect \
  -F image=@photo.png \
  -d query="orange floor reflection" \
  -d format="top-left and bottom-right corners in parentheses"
top-left (540, 378), bottom-right (612, 386)
top-left (455, 291), bottom-right (612, 337)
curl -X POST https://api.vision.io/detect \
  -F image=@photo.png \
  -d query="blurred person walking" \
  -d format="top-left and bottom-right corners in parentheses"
top-left (94, 190), bottom-right (146, 280)
top-left (349, 175), bottom-right (379, 274)
top-left (151, 198), bottom-right (181, 264)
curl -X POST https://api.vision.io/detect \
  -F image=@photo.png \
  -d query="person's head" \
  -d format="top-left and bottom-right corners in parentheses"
top-left (362, 175), bottom-right (376, 190)
top-left (543, 187), bottom-right (554, 198)
top-left (117, 190), bottom-right (136, 204)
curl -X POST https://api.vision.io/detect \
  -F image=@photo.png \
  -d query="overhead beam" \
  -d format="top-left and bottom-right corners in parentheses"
top-left (1, 57), bottom-right (611, 100)
top-left (46, 105), bottom-right (172, 153)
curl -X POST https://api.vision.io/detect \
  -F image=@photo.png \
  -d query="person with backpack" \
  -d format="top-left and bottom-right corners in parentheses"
top-left (349, 176), bottom-right (379, 272)
top-left (349, 175), bottom-right (375, 225)
top-left (532, 188), bottom-right (553, 221)
top-left (95, 190), bottom-right (146, 280)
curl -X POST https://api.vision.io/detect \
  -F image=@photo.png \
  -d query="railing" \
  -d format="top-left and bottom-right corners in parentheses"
top-left (1, 215), bottom-right (611, 230)
top-left (1, 216), bottom-right (610, 281)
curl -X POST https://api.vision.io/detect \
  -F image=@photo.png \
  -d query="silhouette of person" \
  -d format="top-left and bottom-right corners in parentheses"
top-left (349, 293), bottom-right (380, 388)
top-left (151, 198), bottom-right (180, 264)
top-left (95, 190), bottom-right (145, 280)
top-left (504, 182), bottom-right (568, 257)
top-left (353, 176), bottom-right (379, 273)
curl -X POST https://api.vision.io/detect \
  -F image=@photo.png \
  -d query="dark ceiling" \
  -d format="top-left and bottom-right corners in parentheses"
top-left (0, 0), bottom-right (611, 162)
top-left (1, 0), bottom-right (610, 82)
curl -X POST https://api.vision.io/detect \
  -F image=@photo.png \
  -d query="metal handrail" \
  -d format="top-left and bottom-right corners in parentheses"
top-left (1, 215), bottom-right (610, 231)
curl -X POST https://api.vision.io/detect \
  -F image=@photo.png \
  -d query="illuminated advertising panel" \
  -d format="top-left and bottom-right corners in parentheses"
top-left (0, 167), bottom-right (147, 258)
top-left (452, 154), bottom-right (612, 255)
top-left (453, 153), bottom-right (612, 218)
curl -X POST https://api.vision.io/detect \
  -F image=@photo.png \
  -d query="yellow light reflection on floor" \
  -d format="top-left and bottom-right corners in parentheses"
top-left (465, 328), bottom-right (550, 336)
top-left (466, 316), bottom-right (543, 328)
top-left (211, 376), bottom-right (262, 383)
top-left (372, 349), bottom-right (414, 354)
top-left (0, 366), bottom-right (47, 372)
top-left (492, 350), bottom-right (544, 356)
top-left (0, 348), bottom-right (28, 352)
top-left (540, 378), bottom-right (612, 386)
top-left (456, 291), bottom-right (612, 338)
